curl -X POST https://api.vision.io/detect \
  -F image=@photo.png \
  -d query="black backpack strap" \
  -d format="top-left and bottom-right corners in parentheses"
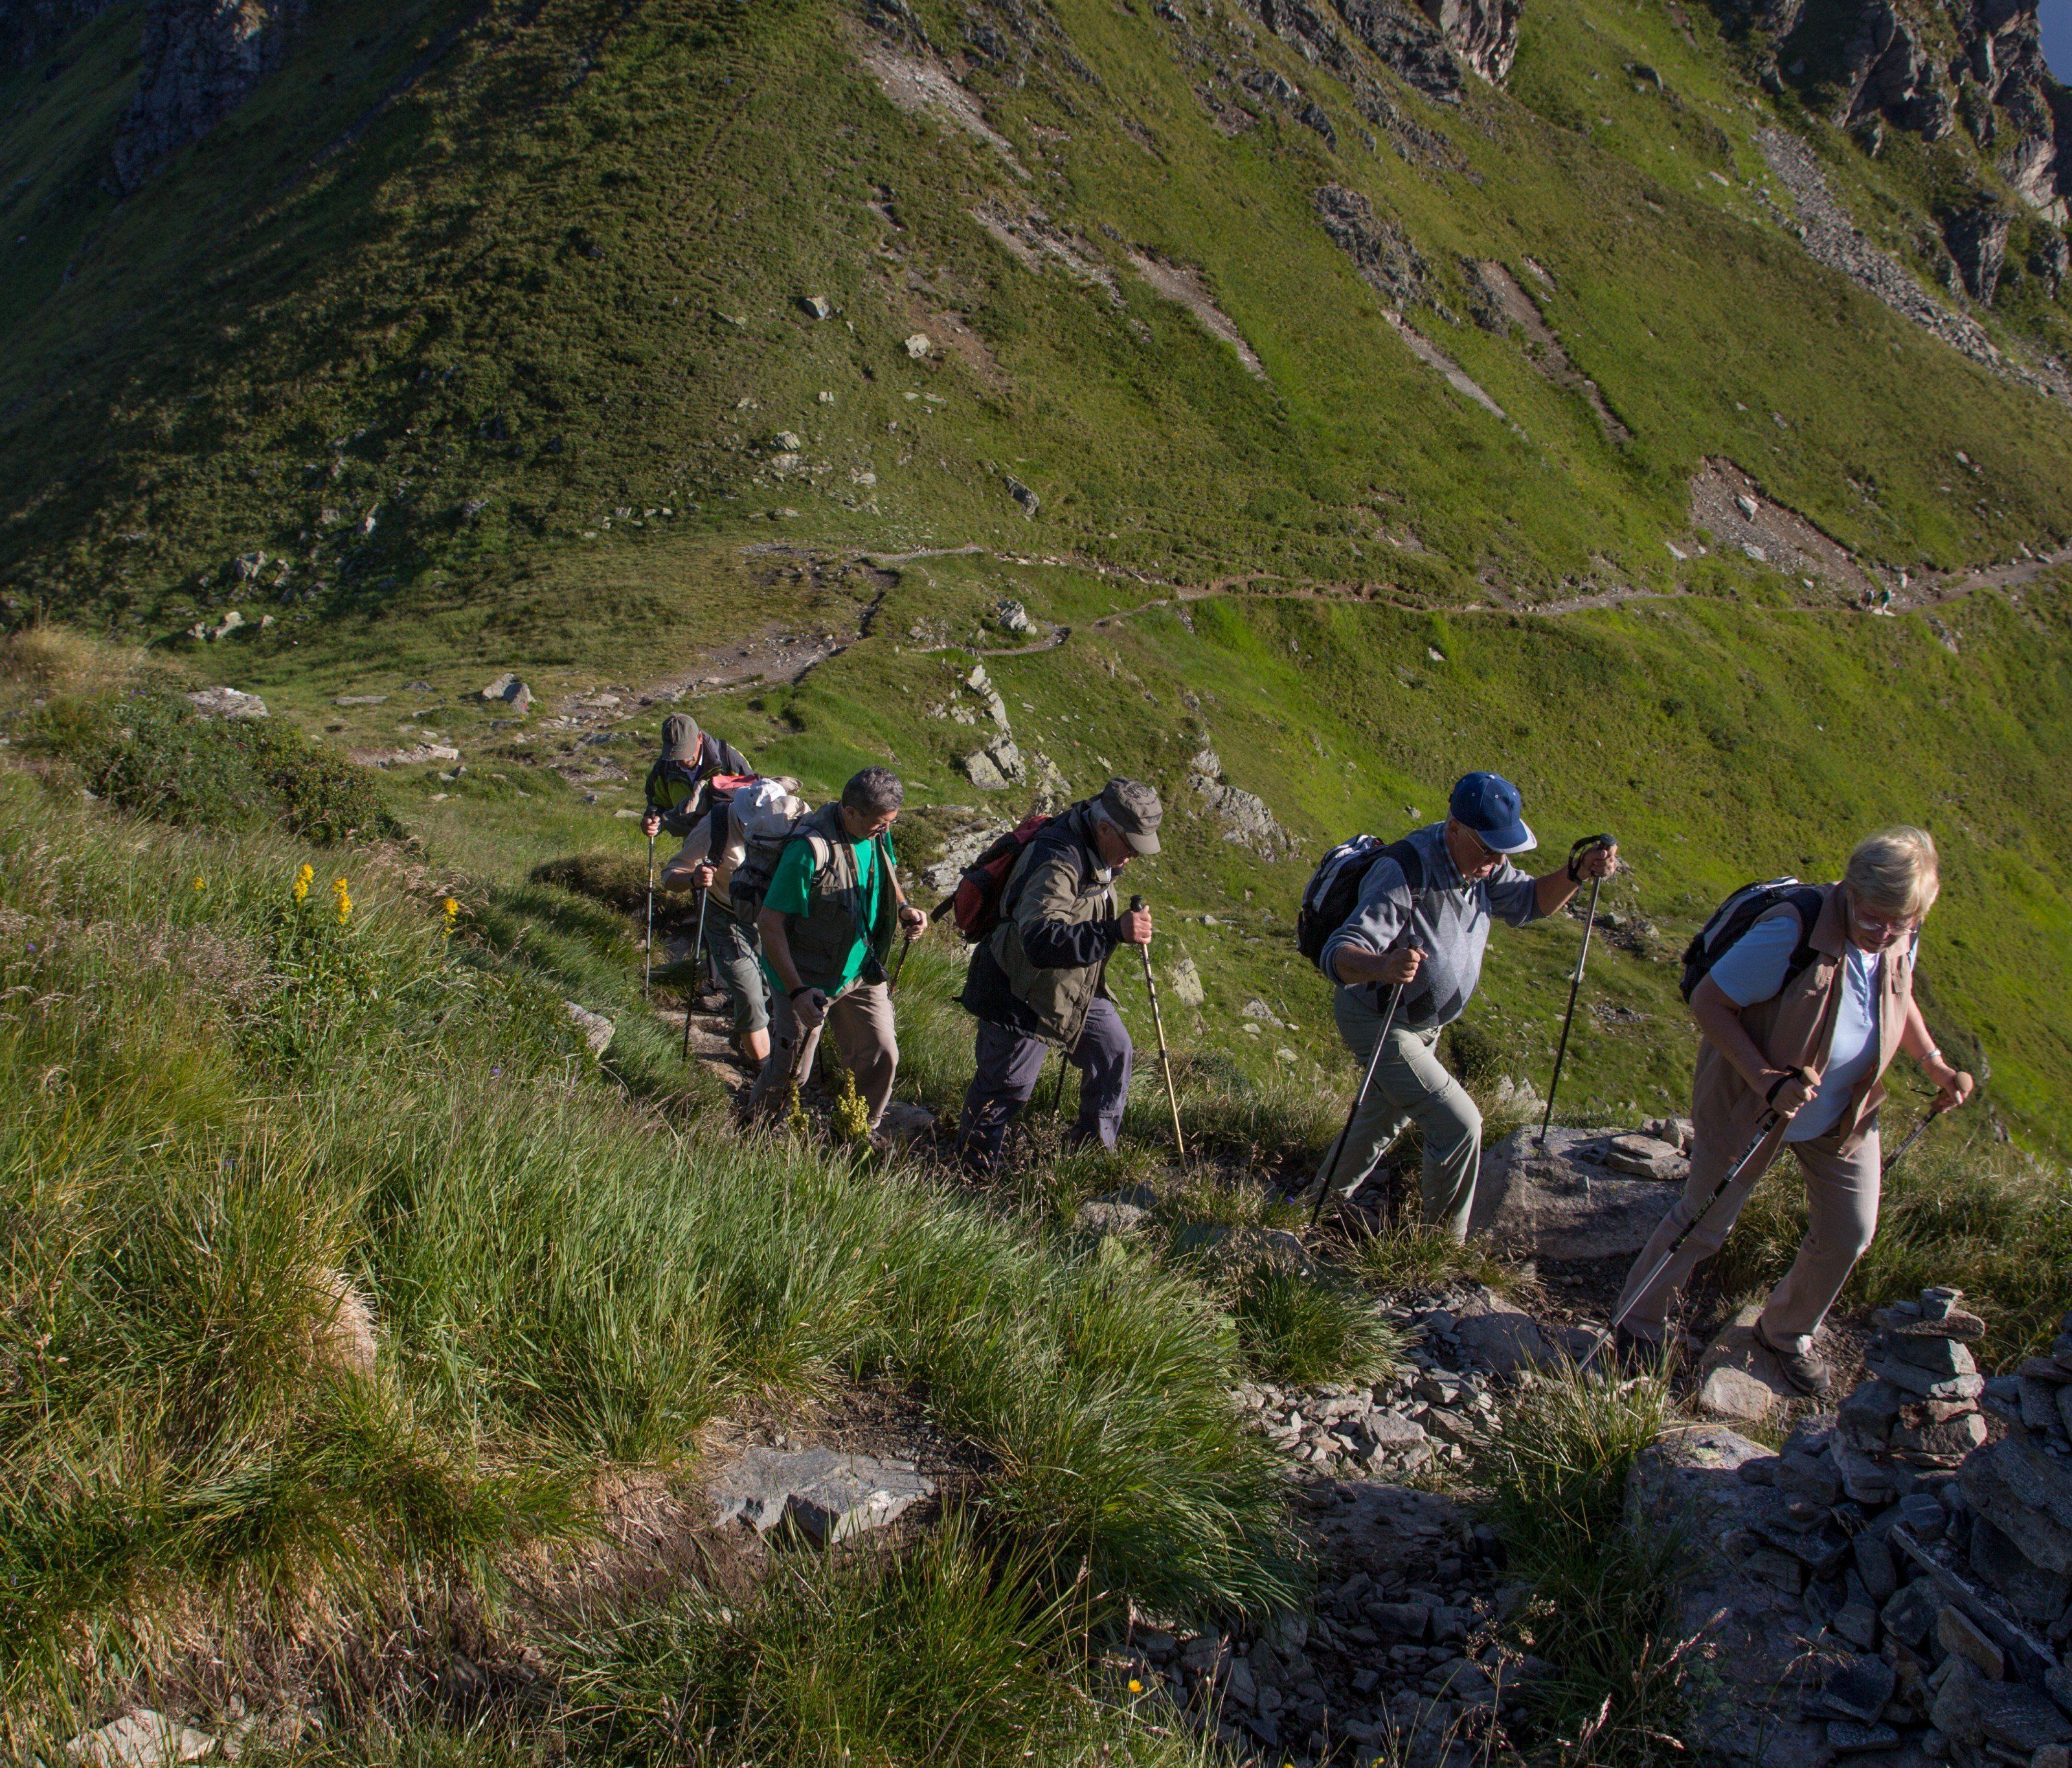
top-left (1379, 837), bottom-right (1427, 896)
top-left (1781, 885), bottom-right (1829, 985)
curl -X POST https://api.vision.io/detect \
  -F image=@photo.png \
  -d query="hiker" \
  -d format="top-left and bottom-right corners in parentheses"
top-left (641, 713), bottom-right (753, 841)
top-left (643, 713), bottom-right (759, 1054)
top-left (954, 779), bottom-right (1163, 1172)
top-left (1610, 828), bottom-right (1973, 1392)
top-left (1306, 772), bottom-right (1618, 1239)
top-left (748, 767), bottom-right (927, 1134)
top-left (659, 776), bottom-right (805, 1067)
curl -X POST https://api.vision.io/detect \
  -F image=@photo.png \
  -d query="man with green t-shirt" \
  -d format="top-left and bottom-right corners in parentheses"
top-left (749, 766), bottom-right (927, 1133)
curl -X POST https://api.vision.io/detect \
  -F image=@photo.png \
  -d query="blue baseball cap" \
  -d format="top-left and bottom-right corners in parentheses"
top-left (1449, 771), bottom-right (1537, 854)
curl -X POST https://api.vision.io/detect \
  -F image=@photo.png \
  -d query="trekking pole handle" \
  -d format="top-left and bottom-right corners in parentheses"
top-left (1566, 832), bottom-right (1616, 883)
top-left (1763, 1065), bottom-right (1812, 1108)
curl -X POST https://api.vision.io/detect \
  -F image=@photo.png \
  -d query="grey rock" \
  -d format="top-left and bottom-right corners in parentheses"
top-left (1004, 476), bottom-right (1040, 519)
top-left (1939, 1602), bottom-right (2007, 1679)
top-left (1449, 1298), bottom-right (1555, 1374)
top-left (1971, 1515), bottom-right (2072, 1623)
top-left (63, 1709), bottom-right (220, 1767)
top-left (480, 673), bottom-right (532, 714)
top-left (1825, 1718), bottom-right (1900, 1754)
top-left (1603, 1133), bottom-right (1688, 1181)
top-left (1882, 1576), bottom-right (1941, 1647)
top-left (1876, 1301), bottom-right (1986, 1343)
top-left (1881, 1333), bottom-right (1976, 1378)
top-left (1832, 1599), bottom-right (1879, 1650)
top-left (115, 0), bottom-right (306, 191)
top-left (1810, 1654), bottom-right (1896, 1723)
top-left (1864, 1354), bottom-right (1983, 1401)
top-left (801, 294), bottom-right (832, 319)
top-left (1368, 1600), bottom-right (1431, 1640)
top-left (564, 1002), bottom-right (614, 1057)
top-left (1854, 1528), bottom-right (1898, 1602)
top-left (185, 685), bottom-right (268, 720)
top-left (1963, 1434), bottom-right (2072, 1576)
top-left (1838, 1376), bottom-right (1904, 1449)
top-left (1168, 957), bottom-right (1205, 1008)
top-left (1776, 1447), bottom-right (1841, 1506)
top-left (1976, 1677), bottom-right (2072, 1751)
top-left (708, 1445), bottom-right (933, 1543)
top-left (1469, 1126), bottom-right (1683, 1260)
top-left (1076, 1201), bottom-right (1148, 1235)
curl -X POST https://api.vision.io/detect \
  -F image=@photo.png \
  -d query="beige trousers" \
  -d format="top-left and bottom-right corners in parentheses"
top-left (749, 980), bottom-right (899, 1129)
top-left (1614, 1124), bottom-right (1881, 1354)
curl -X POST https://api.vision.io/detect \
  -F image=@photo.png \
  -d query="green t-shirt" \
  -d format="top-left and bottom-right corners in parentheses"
top-left (761, 828), bottom-right (891, 993)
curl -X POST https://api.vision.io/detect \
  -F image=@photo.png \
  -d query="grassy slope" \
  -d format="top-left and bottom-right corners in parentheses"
top-left (3, 0), bottom-right (2071, 625)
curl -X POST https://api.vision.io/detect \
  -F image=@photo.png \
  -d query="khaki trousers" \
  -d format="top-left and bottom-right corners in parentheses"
top-left (1614, 1124), bottom-right (1881, 1354)
top-left (749, 980), bottom-right (899, 1129)
top-left (1305, 988), bottom-right (1483, 1243)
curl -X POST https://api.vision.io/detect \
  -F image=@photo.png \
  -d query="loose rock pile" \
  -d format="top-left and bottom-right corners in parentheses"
top-left (1633, 1291), bottom-right (2072, 1768)
top-left (1142, 1289), bottom-right (1571, 1765)
top-left (1127, 1484), bottom-right (1527, 1764)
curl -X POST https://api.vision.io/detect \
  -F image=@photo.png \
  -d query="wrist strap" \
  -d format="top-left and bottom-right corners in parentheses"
top-left (789, 985), bottom-right (813, 1001)
top-left (1764, 1067), bottom-right (1806, 1105)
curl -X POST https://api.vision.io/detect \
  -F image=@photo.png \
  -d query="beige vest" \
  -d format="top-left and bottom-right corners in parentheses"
top-left (1689, 884), bottom-right (1913, 1184)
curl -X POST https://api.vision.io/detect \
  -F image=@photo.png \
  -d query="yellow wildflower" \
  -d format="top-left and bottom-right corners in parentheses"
top-left (832, 1065), bottom-right (870, 1146)
top-left (292, 863), bottom-right (313, 905)
top-left (1127, 1679), bottom-right (1142, 1694)
top-left (442, 896), bottom-right (460, 938)
top-left (190, 874), bottom-right (205, 894)
top-left (332, 876), bottom-right (353, 925)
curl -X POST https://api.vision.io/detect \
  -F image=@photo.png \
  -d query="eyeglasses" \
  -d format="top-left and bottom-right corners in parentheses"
top-left (1455, 822), bottom-right (1502, 866)
top-left (1848, 900), bottom-right (1918, 938)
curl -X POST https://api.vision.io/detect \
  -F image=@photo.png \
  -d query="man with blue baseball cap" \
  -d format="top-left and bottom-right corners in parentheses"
top-left (1307, 771), bottom-right (1617, 1239)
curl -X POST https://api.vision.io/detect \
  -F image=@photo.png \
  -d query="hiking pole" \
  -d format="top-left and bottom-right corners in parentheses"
top-left (1309, 981), bottom-right (1404, 1232)
top-left (1579, 1085), bottom-right (1801, 1372)
top-left (1132, 894), bottom-right (1187, 1162)
top-left (643, 833), bottom-right (656, 1000)
top-left (1882, 1098), bottom-right (1953, 1179)
top-left (682, 883), bottom-right (710, 1063)
top-left (887, 925), bottom-right (916, 993)
top-left (1537, 833), bottom-right (1614, 1149)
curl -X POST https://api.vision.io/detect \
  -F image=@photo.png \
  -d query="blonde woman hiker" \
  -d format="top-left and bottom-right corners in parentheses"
top-left (1610, 827), bottom-right (1975, 1392)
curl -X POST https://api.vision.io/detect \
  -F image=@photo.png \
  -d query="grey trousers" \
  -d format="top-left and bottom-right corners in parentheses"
top-left (700, 896), bottom-right (769, 1037)
top-left (957, 997), bottom-right (1134, 1170)
top-left (1614, 1124), bottom-right (1881, 1353)
top-left (749, 980), bottom-right (899, 1129)
top-left (1308, 987), bottom-right (1483, 1242)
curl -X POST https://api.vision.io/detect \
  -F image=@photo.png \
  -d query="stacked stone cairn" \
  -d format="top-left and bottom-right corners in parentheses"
top-left (1742, 1290), bottom-right (2072, 1766)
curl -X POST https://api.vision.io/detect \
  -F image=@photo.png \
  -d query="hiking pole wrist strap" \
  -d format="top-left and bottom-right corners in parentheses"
top-left (1566, 833), bottom-right (1612, 885)
top-left (1764, 1066), bottom-right (1810, 1105)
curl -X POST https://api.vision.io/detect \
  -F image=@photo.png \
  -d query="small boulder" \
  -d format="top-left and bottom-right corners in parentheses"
top-left (565, 1002), bottom-right (614, 1056)
top-left (185, 685), bottom-right (268, 720)
top-left (480, 673), bottom-right (532, 714)
top-left (905, 332), bottom-right (932, 357)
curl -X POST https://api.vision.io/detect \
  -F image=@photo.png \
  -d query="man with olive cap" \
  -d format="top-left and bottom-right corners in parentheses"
top-left (956, 778), bottom-right (1163, 1172)
top-left (1308, 772), bottom-right (1618, 1239)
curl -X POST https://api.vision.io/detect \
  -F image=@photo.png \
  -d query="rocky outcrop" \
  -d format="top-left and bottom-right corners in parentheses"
top-left (1944, 202), bottom-right (2012, 303)
top-left (1757, 127), bottom-right (2072, 400)
top-left (0, 0), bottom-right (115, 67)
top-left (1313, 184), bottom-right (1429, 310)
top-left (1410, 0), bottom-right (1518, 84)
top-left (1630, 1292), bottom-right (2072, 1768)
top-left (113, 0), bottom-right (306, 192)
top-left (1767, 0), bottom-right (2072, 225)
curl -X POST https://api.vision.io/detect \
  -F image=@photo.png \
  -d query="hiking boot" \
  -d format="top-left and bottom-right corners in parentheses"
top-left (1753, 1319), bottom-right (1832, 1395)
top-left (1606, 1326), bottom-right (1667, 1379)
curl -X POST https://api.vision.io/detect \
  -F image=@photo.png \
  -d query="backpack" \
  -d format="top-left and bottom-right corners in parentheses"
top-left (1678, 879), bottom-right (1827, 1002)
top-left (1296, 835), bottom-right (1426, 972)
top-left (933, 812), bottom-right (1055, 943)
top-left (726, 780), bottom-right (811, 921)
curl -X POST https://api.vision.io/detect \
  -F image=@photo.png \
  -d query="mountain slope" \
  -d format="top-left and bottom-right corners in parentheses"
top-left (3, 0), bottom-right (2072, 627)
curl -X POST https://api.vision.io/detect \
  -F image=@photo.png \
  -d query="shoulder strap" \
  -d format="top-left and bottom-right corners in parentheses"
top-left (1379, 835), bottom-right (1427, 894)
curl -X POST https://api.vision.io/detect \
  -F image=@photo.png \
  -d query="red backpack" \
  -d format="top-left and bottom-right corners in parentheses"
top-left (932, 813), bottom-right (1054, 943)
